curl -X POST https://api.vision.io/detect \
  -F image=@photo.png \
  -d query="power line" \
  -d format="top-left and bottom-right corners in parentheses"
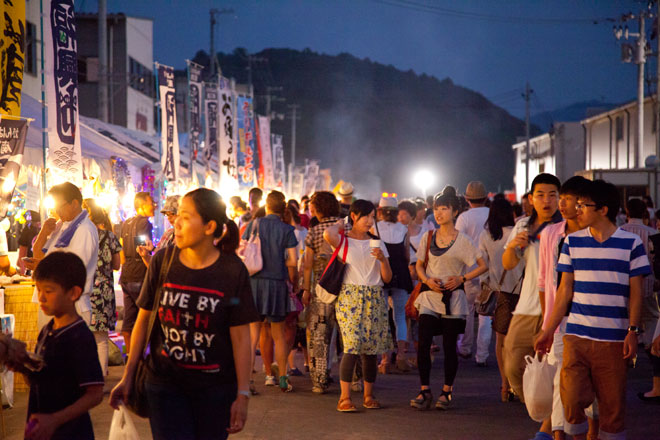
top-left (371, 0), bottom-right (615, 25)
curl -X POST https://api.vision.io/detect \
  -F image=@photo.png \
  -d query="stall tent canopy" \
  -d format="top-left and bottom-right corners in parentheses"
top-left (20, 94), bottom-right (159, 182)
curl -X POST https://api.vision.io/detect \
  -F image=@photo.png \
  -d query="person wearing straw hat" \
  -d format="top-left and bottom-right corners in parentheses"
top-left (455, 181), bottom-right (491, 365)
top-left (338, 182), bottom-right (354, 218)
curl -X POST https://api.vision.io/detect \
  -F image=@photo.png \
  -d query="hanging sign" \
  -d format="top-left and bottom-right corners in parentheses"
top-left (218, 77), bottom-right (237, 188)
top-left (44, 0), bottom-right (83, 186)
top-left (271, 134), bottom-right (286, 190)
top-left (0, 0), bottom-right (25, 116)
top-left (236, 96), bottom-right (256, 190)
top-left (157, 63), bottom-right (180, 182)
top-left (187, 61), bottom-right (202, 164)
top-left (257, 116), bottom-right (275, 189)
top-left (0, 118), bottom-right (27, 218)
top-left (203, 82), bottom-right (218, 176)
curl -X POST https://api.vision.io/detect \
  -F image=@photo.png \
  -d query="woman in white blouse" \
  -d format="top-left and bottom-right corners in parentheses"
top-left (411, 193), bottom-right (487, 410)
top-left (324, 200), bottom-right (393, 412)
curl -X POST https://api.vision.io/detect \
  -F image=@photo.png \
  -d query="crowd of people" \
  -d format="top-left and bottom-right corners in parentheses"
top-left (0, 173), bottom-right (657, 439)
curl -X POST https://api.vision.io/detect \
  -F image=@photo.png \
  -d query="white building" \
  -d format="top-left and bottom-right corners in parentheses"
top-left (579, 96), bottom-right (660, 204)
top-left (512, 122), bottom-right (584, 198)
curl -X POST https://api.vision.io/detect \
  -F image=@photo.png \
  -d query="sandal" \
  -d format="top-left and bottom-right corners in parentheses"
top-left (410, 389), bottom-right (433, 410)
top-left (337, 397), bottom-right (357, 412)
top-left (279, 375), bottom-right (293, 393)
top-left (363, 395), bottom-right (381, 409)
top-left (435, 390), bottom-right (452, 410)
top-left (378, 362), bottom-right (391, 375)
top-left (249, 379), bottom-right (259, 396)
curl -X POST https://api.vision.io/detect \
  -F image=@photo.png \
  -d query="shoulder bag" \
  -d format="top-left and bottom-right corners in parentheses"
top-left (405, 230), bottom-right (433, 320)
top-left (125, 246), bottom-right (176, 418)
top-left (240, 219), bottom-right (263, 276)
top-left (476, 269), bottom-right (507, 317)
top-left (315, 230), bottom-right (348, 304)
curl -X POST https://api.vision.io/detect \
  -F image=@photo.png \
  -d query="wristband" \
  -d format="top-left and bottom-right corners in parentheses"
top-left (237, 390), bottom-right (250, 398)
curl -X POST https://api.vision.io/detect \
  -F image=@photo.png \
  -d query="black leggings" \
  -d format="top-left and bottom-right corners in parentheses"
top-left (340, 353), bottom-right (377, 383)
top-left (417, 313), bottom-right (464, 387)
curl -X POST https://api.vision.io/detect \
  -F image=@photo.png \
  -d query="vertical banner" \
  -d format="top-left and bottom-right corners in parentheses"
top-left (236, 96), bottom-right (255, 190)
top-left (271, 134), bottom-right (286, 190)
top-left (0, 118), bottom-right (27, 218)
top-left (257, 115), bottom-right (275, 189)
top-left (218, 76), bottom-right (237, 192)
top-left (303, 159), bottom-right (320, 196)
top-left (203, 81), bottom-right (218, 177)
top-left (157, 64), bottom-right (180, 182)
top-left (44, 0), bottom-right (83, 186)
top-left (187, 61), bottom-right (202, 171)
top-left (0, 0), bottom-right (25, 116)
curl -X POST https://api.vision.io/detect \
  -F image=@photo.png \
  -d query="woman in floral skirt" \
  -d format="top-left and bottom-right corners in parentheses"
top-left (324, 199), bottom-right (393, 412)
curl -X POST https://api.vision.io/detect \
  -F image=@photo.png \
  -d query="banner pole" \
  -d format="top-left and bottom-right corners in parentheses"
top-left (186, 60), bottom-right (193, 181)
top-left (39, 0), bottom-right (48, 218)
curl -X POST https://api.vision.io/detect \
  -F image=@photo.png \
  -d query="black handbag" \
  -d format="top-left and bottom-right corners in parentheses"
top-left (315, 231), bottom-right (348, 304)
top-left (125, 246), bottom-right (176, 417)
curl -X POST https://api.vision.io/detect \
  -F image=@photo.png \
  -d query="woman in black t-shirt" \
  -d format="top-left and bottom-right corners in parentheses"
top-left (110, 189), bottom-right (258, 440)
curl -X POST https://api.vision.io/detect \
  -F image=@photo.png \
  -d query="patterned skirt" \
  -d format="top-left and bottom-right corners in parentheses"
top-left (336, 284), bottom-right (393, 355)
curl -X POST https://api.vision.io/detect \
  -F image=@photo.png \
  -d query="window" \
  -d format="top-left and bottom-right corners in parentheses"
top-left (129, 57), bottom-right (154, 98)
top-left (615, 116), bottom-right (624, 141)
top-left (24, 21), bottom-right (37, 75)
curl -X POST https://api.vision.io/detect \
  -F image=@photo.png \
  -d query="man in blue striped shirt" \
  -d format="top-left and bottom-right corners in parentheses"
top-left (535, 180), bottom-right (651, 440)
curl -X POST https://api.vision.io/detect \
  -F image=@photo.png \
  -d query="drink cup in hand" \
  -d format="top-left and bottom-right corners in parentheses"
top-left (369, 239), bottom-right (381, 249)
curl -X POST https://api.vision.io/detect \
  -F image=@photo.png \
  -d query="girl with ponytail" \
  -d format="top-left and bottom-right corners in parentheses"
top-left (111, 188), bottom-right (258, 439)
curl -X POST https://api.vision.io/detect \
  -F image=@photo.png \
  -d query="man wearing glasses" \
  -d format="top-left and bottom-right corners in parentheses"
top-left (536, 180), bottom-right (651, 440)
top-left (30, 182), bottom-right (99, 327)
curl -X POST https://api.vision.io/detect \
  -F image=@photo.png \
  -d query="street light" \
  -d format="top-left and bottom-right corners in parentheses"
top-left (413, 169), bottom-right (434, 198)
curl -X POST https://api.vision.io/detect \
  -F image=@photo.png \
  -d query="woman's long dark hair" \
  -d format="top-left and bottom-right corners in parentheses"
top-left (485, 197), bottom-right (515, 241)
top-left (185, 188), bottom-right (238, 254)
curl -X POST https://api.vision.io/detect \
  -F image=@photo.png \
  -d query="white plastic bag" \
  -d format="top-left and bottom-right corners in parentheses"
top-left (108, 405), bottom-right (139, 440)
top-left (522, 352), bottom-right (556, 422)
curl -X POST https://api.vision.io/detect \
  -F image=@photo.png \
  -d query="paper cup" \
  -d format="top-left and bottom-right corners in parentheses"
top-left (369, 239), bottom-right (381, 248)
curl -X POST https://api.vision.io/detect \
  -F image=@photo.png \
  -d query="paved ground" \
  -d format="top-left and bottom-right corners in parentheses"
top-left (1, 340), bottom-right (659, 439)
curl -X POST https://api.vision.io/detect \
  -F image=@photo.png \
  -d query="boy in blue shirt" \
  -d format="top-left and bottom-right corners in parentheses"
top-left (536, 180), bottom-right (651, 440)
top-left (24, 252), bottom-right (104, 439)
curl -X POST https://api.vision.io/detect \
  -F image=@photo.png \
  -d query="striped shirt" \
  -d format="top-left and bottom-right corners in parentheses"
top-left (557, 227), bottom-right (652, 342)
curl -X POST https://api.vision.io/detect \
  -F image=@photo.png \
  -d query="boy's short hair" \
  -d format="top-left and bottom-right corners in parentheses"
top-left (530, 173), bottom-right (561, 193)
top-left (398, 200), bottom-right (417, 218)
top-left (577, 179), bottom-right (620, 224)
top-left (560, 176), bottom-right (589, 196)
top-left (133, 192), bottom-right (152, 211)
top-left (626, 198), bottom-right (647, 219)
top-left (34, 252), bottom-right (86, 292)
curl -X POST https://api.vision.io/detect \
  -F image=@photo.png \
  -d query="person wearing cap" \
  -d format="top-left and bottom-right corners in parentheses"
top-left (136, 195), bottom-right (181, 268)
top-left (338, 182), bottom-right (354, 218)
top-left (455, 181), bottom-right (492, 366)
top-left (376, 196), bottom-right (414, 373)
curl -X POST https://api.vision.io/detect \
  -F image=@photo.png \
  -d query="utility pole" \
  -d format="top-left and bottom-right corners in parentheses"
top-left (209, 8), bottom-right (234, 78)
top-left (524, 82), bottom-right (532, 191)
top-left (246, 55), bottom-right (267, 95)
top-left (614, 10), bottom-right (650, 168)
top-left (264, 86), bottom-right (284, 120)
top-left (638, 13), bottom-right (646, 167)
top-left (97, 0), bottom-right (108, 122)
top-left (287, 104), bottom-right (300, 195)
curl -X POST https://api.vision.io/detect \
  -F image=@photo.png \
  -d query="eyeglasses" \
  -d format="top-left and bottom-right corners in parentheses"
top-left (576, 203), bottom-right (597, 210)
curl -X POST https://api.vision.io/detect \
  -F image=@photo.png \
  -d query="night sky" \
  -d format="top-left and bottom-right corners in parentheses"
top-left (78, 0), bottom-right (649, 118)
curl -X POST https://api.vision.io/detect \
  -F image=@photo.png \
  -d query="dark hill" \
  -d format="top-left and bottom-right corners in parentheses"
top-left (193, 48), bottom-right (537, 198)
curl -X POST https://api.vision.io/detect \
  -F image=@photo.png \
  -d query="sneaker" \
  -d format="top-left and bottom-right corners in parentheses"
top-left (350, 380), bottom-right (363, 392)
top-left (265, 375), bottom-right (276, 386)
top-left (271, 363), bottom-right (280, 378)
top-left (289, 367), bottom-right (303, 376)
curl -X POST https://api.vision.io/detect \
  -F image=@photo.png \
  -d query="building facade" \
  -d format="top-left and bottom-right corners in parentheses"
top-left (76, 13), bottom-right (155, 135)
top-left (512, 122), bottom-right (584, 197)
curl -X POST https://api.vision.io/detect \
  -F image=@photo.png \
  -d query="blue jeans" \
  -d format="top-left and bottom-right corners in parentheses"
top-left (145, 380), bottom-right (237, 440)
top-left (385, 287), bottom-right (408, 341)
